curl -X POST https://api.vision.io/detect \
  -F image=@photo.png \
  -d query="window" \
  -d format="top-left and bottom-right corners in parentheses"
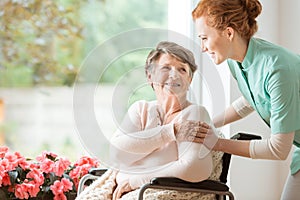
top-left (1, 0), bottom-right (170, 160)
top-left (1, 0), bottom-right (226, 161)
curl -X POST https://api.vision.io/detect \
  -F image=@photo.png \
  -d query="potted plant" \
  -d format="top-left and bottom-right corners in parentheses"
top-left (0, 146), bottom-right (99, 200)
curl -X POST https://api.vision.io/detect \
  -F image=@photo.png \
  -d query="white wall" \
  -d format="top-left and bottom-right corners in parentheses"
top-left (278, 0), bottom-right (300, 54)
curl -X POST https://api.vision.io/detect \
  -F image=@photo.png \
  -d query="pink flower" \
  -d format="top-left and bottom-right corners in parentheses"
top-left (50, 178), bottom-right (73, 195)
top-left (39, 159), bottom-right (55, 173)
top-left (27, 185), bottom-right (40, 197)
top-left (3, 153), bottom-right (18, 170)
top-left (69, 157), bottom-right (99, 189)
top-left (69, 166), bottom-right (83, 188)
top-left (54, 158), bottom-right (71, 176)
top-left (0, 158), bottom-right (11, 171)
top-left (14, 151), bottom-right (23, 159)
top-left (26, 168), bottom-right (44, 185)
top-left (29, 162), bottom-right (39, 169)
top-left (0, 146), bottom-right (99, 199)
top-left (50, 180), bottom-right (64, 195)
top-left (74, 156), bottom-right (99, 167)
top-left (0, 146), bottom-right (8, 158)
top-left (22, 180), bottom-right (40, 197)
top-left (13, 180), bottom-right (40, 199)
top-left (17, 157), bottom-right (31, 170)
top-left (14, 184), bottom-right (30, 199)
top-left (36, 151), bottom-right (58, 162)
top-left (1, 174), bottom-right (11, 186)
top-left (0, 164), bottom-right (6, 186)
top-left (61, 178), bottom-right (73, 192)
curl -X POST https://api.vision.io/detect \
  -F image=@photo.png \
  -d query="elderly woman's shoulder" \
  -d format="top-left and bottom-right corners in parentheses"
top-left (128, 100), bottom-right (157, 112)
top-left (187, 103), bottom-right (210, 112)
top-left (184, 104), bottom-right (212, 121)
top-left (131, 100), bottom-right (156, 107)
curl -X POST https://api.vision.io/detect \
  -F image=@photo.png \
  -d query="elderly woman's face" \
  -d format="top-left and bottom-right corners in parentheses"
top-left (148, 53), bottom-right (192, 96)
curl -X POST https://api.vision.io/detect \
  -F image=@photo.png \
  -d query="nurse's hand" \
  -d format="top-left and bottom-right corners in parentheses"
top-left (175, 121), bottom-right (219, 150)
top-left (193, 122), bottom-right (219, 150)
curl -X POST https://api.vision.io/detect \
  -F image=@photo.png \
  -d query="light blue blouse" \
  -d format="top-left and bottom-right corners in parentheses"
top-left (227, 37), bottom-right (300, 174)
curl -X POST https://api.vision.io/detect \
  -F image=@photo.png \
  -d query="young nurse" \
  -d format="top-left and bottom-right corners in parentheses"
top-left (191, 0), bottom-right (300, 199)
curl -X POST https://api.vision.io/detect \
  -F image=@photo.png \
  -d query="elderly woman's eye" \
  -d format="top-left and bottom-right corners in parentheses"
top-left (180, 68), bottom-right (187, 72)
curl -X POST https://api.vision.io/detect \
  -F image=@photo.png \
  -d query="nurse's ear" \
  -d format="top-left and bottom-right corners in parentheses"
top-left (223, 27), bottom-right (235, 42)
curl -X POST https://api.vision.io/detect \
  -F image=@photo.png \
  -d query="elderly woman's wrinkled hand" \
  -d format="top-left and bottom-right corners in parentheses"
top-left (174, 120), bottom-right (205, 141)
top-left (112, 180), bottom-right (133, 200)
top-left (174, 121), bottom-right (219, 150)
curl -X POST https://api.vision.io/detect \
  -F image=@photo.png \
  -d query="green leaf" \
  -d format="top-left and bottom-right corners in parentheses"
top-left (48, 172), bottom-right (58, 185)
top-left (46, 154), bottom-right (57, 161)
top-left (8, 170), bottom-right (19, 185)
top-left (41, 185), bottom-right (51, 193)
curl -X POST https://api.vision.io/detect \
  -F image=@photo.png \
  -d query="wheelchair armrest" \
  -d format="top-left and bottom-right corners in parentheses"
top-left (88, 168), bottom-right (108, 176)
top-left (231, 132), bottom-right (262, 140)
top-left (150, 177), bottom-right (229, 192)
top-left (77, 168), bottom-right (108, 195)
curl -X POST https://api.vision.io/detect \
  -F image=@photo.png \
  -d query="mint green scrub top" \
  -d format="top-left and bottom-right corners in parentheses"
top-left (227, 37), bottom-right (300, 174)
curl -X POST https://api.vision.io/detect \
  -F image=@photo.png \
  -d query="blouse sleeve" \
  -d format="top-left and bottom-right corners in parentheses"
top-left (128, 142), bottom-right (212, 188)
top-left (110, 101), bottom-right (176, 166)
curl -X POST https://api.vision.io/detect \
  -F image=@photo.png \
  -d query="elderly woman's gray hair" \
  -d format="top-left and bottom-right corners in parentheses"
top-left (145, 41), bottom-right (198, 77)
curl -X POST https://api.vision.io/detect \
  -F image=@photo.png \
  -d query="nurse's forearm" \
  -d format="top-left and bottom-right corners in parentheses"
top-left (213, 132), bottom-right (294, 160)
top-left (213, 105), bottom-right (242, 128)
top-left (214, 138), bottom-right (251, 157)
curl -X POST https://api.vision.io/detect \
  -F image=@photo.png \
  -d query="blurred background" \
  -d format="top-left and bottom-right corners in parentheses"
top-left (1, 0), bottom-right (300, 199)
top-left (0, 0), bottom-right (167, 160)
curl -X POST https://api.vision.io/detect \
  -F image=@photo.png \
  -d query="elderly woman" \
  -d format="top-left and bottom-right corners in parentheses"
top-left (109, 41), bottom-right (223, 200)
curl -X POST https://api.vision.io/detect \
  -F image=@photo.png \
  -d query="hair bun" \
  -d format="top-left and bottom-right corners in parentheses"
top-left (242, 0), bottom-right (262, 19)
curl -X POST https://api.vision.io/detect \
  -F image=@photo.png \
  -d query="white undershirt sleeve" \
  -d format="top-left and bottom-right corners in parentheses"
top-left (249, 132), bottom-right (294, 160)
top-left (232, 96), bottom-right (254, 118)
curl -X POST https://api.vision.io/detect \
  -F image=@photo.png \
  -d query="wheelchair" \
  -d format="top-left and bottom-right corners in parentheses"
top-left (77, 132), bottom-right (261, 200)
